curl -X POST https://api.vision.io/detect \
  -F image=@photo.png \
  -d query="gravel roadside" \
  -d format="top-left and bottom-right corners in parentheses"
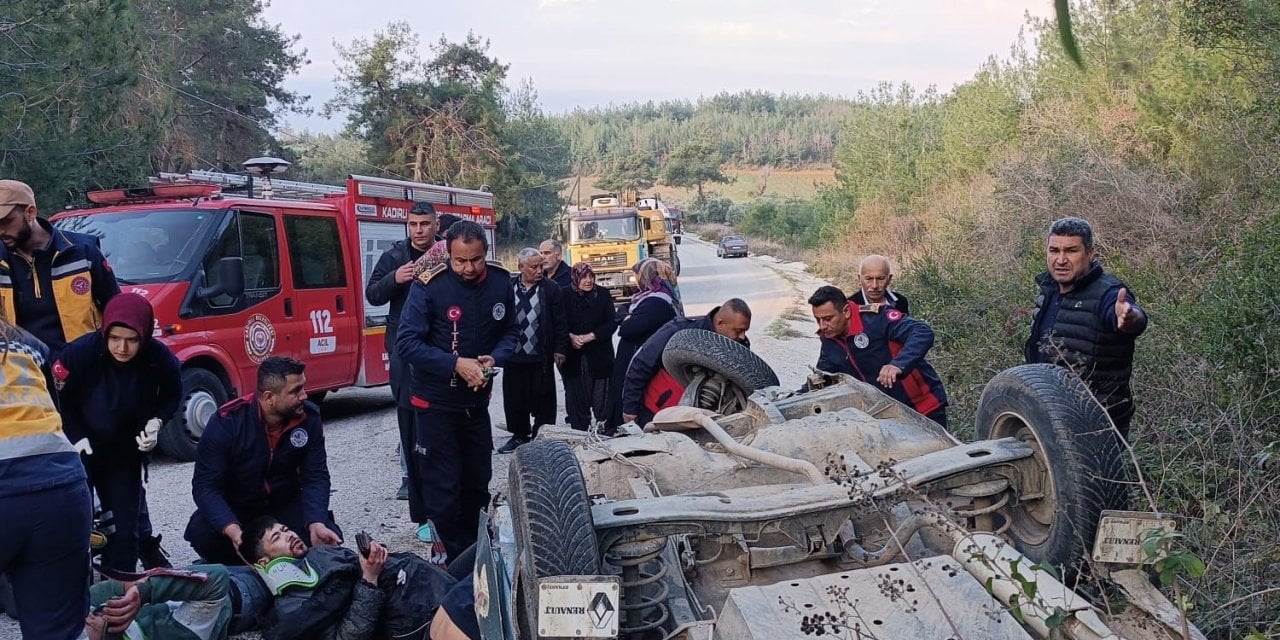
top-left (0, 236), bottom-right (831, 639)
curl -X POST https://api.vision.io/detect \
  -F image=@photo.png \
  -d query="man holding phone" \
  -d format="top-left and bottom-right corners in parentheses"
top-left (396, 221), bottom-right (519, 562)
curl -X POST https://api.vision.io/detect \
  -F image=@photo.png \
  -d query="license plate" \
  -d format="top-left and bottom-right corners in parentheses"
top-left (537, 576), bottom-right (620, 638)
top-left (1091, 510), bottom-right (1177, 565)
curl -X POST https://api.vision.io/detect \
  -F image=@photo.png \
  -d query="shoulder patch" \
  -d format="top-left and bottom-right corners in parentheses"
top-left (415, 263), bottom-right (447, 286)
top-left (217, 394), bottom-right (251, 417)
top-left (886, 309), bottom-right (904, 322)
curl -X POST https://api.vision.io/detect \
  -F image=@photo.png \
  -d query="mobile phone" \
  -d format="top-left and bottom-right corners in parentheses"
top-left (483, 367), bottom-right (502, 379)
top-left (355, 531), bottom-right (373, 559)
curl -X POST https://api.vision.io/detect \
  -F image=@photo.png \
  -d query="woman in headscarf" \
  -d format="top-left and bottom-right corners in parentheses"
top-left (654, 260), bottom-right (684, 316)
top-left (561, 262), bottom-right (617, 431)
top-left (0, 318), bottom-right (92, 639)
top-left (605, 258), bottom-right (680, 429)
top-left (54, 293), bottom-right (181, 572)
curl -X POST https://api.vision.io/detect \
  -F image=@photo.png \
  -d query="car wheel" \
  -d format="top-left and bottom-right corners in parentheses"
top-left (160, 368), bottom-right (228, 461)
top-left (508, 440), bottom-right (602, 638)
top-left (663, 329), bottom-right (779, 415)
top-left (975, 363), bottom-right (1126, 570)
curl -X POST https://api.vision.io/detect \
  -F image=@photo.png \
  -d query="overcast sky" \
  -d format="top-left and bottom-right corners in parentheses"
top-left (262, 0), bottom-right (1054, 133)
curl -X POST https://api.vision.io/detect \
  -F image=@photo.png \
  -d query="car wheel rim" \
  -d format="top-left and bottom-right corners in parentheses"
top-left (185, 390), bottom-right (218, 440)
top-left (991, 411), bottom-right (1055, 545)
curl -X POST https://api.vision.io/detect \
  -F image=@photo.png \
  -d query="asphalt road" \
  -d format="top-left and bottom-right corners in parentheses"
top-left (0, 234), bottom-right (828, 637)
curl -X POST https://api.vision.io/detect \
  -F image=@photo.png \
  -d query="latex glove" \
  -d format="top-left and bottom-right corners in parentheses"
top-left (73, 438), bottom-right (94, 456)
top-left (136, 418), bottom-right (162, 452)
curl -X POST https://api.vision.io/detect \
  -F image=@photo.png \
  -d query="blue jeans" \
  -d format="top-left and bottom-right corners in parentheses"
top-left (0, 481), bottom-right (91, 640)
top-left (227, 565), bottom-right (272, 633)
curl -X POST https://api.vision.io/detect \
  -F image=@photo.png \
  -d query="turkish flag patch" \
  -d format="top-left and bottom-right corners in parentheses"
top-left (887, 309), bottom-right (903, 322)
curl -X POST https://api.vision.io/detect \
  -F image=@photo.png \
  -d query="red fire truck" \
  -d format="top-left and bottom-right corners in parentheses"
top-left (50, 171), bottom-right (498, 461)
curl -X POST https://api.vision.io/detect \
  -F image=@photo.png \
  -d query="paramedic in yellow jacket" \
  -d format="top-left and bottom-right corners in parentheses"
top-left (0, 179), bottom-right (120, 359)
top-left (0, 318), bottom-right (93, 640)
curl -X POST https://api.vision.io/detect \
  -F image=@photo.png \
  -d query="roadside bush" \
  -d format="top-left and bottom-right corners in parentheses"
top-left (738, 198), bottom-right (823, 249)
top-left (686, 194), bottom-right (742, 225)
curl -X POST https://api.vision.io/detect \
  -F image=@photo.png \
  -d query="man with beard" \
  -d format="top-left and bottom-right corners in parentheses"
top-left (621, 299), bottom-right (752, 427)
top-left (184, 356), bottom-right (343, 565)
top-left (0, 180), bottom-right (172, 576)
top-left (365, 202), bottom-right (440, 501)
top-left (241, 517), bottom-right (461, 640)
top-left (809, 286), bottom-right (948, 426)
top-left (539, 239), bottom-right (572, 289)
top-left (0, 179), bottom-right (118, 358)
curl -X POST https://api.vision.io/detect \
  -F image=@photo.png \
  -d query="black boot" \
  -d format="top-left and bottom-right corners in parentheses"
top-left (138, 534), bottom-right (173, 570)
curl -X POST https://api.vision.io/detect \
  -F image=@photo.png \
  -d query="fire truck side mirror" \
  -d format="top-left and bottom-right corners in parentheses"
top-left (197, 256), bottom-right (245, 300)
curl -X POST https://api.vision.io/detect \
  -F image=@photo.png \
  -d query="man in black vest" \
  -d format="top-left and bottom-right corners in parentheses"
top-left (1025, 217), bottom-right (1148, 437)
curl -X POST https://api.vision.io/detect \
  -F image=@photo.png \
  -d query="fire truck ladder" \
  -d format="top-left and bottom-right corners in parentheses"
top-left (153, 170), bottom-right (346, 201)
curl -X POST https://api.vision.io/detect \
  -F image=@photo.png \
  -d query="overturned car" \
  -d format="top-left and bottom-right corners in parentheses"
top-left (478, 330), bottom-right (1200, 640)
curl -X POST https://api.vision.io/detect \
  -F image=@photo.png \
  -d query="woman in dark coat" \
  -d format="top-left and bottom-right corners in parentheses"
top-left (606, 259), bottom-right (680, 429)
top-left (54, 293), bottom-right (181, 572)
top-left (561, 262), bottom-right (617, 430)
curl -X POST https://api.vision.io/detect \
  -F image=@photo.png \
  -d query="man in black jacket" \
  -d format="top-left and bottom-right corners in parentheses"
top-left (1025, 217), bottom-right (1147, 437)
top-left (621, 299), bottom-right (752, 427)
top-left (184, 356), bottom-right (342, 565)
top-left (539, 239), bottom-right (572, 289)
top-left (810, 286), bottom-right (948, 426)
top-left (497, 248), bottom-right (568, 454)
top-left (396, 221), bottom-right (519, 560)
top-left (241, 517), bottom-right (460, 640)
top-left (365, 202), bottom-right (439, 500)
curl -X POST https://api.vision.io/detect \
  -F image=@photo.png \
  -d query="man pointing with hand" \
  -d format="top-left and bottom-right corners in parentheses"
top-left (397, 220), bottom-right (518, 562)
top-left (1026, 217), bottom-right (1148, 437)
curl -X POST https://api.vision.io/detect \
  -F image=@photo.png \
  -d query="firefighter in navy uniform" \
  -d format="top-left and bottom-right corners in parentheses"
top-left (397, 221), bottom-right (519, 561)
top-left (808, 286), bottom-right (949, 426)
top-left (184, 356), bottom-right (343, 565)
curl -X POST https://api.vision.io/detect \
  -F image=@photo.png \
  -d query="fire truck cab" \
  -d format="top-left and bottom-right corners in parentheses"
top-left (50, 172), bottom-right (498, 461)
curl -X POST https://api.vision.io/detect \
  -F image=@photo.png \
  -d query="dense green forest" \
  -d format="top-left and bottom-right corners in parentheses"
top-left (0, 0), bottom-right (305, 209)
top-left (550, 92), bottom-right (852, 171)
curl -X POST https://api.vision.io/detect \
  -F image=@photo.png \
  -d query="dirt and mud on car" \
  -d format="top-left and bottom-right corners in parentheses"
top-left (475, 329), bottom-right (1204, 640)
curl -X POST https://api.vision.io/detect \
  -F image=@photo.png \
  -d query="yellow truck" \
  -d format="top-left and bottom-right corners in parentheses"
top-left (558, 191), bottom-right (680, 302)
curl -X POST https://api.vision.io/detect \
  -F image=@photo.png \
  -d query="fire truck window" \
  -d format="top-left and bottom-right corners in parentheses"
top-left (284, 216), bottom-right (346, 289)
top-left (201, 211), bottom-right (281, 309)
top-left (202, 214), bottom-right (240, 308)
top-left (241, 213), bottom-right (281, 291)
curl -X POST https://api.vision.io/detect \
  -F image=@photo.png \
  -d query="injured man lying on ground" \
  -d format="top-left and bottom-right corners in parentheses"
top-left (241, 517), bottom-right (480, 640)
top-left (81, 519), bottom-right (481, 640)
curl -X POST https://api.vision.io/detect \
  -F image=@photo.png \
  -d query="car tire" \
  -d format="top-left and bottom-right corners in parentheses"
top-left (508, 440), bottom-right (602, 638)
top-left (160, 368), bottom-right (228, 462)
top-left (663, 329), bottom-right (779, 393)
top-left (975, 363), bottom-right (1127, 570)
